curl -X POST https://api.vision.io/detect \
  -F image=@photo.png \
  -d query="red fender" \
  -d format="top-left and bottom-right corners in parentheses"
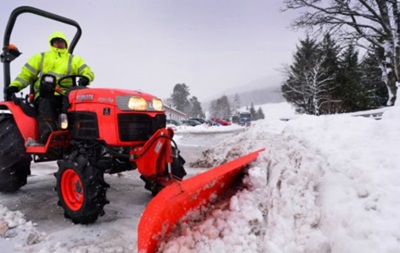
top-left (0, 101), bottom-right (38, 141)
top-left (137, 148), bottom-right (265, 253)
top-left (131, 128), bottom-right (173, 177)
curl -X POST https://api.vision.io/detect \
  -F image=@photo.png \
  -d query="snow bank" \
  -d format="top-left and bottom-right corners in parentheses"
top-left (161, 105), bottom-right (400, 252)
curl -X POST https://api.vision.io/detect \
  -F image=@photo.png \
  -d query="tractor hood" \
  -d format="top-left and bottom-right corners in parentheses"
top-left (68, 88), bottom-right (164, 112)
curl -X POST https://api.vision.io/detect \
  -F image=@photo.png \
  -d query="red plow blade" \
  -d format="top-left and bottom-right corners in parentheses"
top-left (137, 148), bottom-right (265, 253)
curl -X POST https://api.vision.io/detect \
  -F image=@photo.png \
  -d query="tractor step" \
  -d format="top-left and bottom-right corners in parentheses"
top-left (25, 130), bottom-right (70, 154)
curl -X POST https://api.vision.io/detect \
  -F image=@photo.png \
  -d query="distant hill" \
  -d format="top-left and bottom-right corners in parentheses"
top-left (202, 75), bottom-right (286, 110)
top-left (231, 85), bottom-right (285, 107)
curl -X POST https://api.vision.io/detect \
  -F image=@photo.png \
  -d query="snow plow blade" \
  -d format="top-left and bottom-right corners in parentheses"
top-left (137, 148), bottom-right (265, 253)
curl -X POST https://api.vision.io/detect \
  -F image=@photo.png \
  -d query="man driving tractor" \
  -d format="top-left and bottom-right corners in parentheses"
top-left (6, 31), bottom-right (94, 144)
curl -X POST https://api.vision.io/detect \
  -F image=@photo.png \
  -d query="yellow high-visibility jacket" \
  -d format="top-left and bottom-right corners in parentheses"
top-left (9, 31), bottom-right (94, 97)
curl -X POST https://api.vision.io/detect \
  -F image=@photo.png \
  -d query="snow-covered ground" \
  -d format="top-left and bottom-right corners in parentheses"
top-left (1, 102), bottom-right (400, 253)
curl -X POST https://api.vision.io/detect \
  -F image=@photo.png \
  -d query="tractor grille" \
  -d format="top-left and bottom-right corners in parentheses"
top-left (69, 112), bottom-right (99, 139)
top-left (118, 114), bottom-right (166, 141)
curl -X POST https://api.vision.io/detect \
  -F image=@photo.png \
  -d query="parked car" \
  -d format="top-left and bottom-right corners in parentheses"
top-left (189, 117), bottom-right (206, 124)
top-left (166, 119), bottom-right (181, 126)
top-left (211, 118), bottom-right (231, 126)
top-left (180, 119), bottom-right (202, 126)
top-left (205, 119), bottom-right (220, 126)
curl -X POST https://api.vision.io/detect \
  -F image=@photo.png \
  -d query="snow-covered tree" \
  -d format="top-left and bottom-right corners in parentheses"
top-left (249, 103), bottom-right (256, 118)
top-left (283, 0), bottom-right (400, 106)
top-left (255, 107), bottom-right (265, 120)
top-left (282, 37), bottom-right (337, 115)
top-left (231, 94), bottom-right (241, 115)
top-left (282, 37), bottom-right (318, 113)
top-left (210, 95), bottom-right (231, 119)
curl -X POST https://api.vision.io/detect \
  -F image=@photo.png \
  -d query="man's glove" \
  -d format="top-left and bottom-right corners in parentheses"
top-left (78, 77), bottom-right (89, 86)
top-left (6, 86), bottom-right (19, 97)
top-left (6, 86), bottom-right (19, 100)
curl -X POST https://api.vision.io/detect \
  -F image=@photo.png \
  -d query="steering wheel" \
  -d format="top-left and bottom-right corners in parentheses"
top-left (58, 74), bottom-right (89, 88)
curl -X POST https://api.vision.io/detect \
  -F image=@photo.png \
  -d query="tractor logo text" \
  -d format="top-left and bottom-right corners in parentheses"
top-left (98, 97), bottom-right (114, 103)
top-left (76, 94), bottom-right (94, 102)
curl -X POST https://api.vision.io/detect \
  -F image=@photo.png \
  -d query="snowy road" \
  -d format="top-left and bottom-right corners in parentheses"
top-left (1, 162), bottom-right (149, 252)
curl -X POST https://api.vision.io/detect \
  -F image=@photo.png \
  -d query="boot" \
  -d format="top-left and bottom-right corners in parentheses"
top-left (38, 117), bottom-right (56, 144)
top-left (37, 97), bottom-right (58, 145)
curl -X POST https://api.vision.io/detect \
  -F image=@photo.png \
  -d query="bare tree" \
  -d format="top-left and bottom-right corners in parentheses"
top-left (283, 0), bottom-right (400, 106)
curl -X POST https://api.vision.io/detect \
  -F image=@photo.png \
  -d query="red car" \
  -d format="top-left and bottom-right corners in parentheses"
top-left (211, 118), bottom-right (231, 126)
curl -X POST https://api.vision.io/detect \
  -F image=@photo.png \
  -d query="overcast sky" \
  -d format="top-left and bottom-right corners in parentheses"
top-left (1, 0), bottom-right (303, 101)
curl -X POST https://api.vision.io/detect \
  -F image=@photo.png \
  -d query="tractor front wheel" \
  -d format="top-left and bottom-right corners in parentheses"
top-left (55, 154), bottom-right (109, 224)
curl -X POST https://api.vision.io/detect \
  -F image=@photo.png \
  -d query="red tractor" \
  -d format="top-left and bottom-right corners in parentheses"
top-left (0, 6), bottom-right (186, 224)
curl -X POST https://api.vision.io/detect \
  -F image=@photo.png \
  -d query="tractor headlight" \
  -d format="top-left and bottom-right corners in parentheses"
top-left (128, 96), bottom-right (147, 110)
top-left (152, 98), bottom-right (164, 111)
top-left (116, 96), bottom-right (164, 111)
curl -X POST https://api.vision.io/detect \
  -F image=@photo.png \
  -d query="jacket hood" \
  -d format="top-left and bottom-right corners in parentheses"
top-left (49, 31), bottom-right (69, 51)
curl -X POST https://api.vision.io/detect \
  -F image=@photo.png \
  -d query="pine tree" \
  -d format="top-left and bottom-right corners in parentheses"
top-left (283, 0), bottom-right (400, 105)
top-left (282, 36), bottom-right (336, 115)
top-left (256, 107), bottom-right (265, 120)
top-left (249, 103), bottom-right (256, 119)
top-left (282, 37), bottom-right (316, 113)
top-left (170, 83), bottom-right (191, 114)
top-left (283, 34), bottom-right (390, 113)
top-left (189, 96), bottom-right (205, 118)
top-left (336, 44), bottom-right (371, 112)
top-left (318, 33), bottom-right (340, 114)
top-left (210, 95), bottom-right (231, 119)
top-left (360, 49), bottom-right (388, 108)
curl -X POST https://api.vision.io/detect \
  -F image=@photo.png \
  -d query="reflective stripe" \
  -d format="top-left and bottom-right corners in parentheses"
top-left (24, 63), bottom-right (38, 75)
top-left (16, 77), bottom-right (29, 86)
top-left (40, 53), bottom-right (45, 71)
top-left (86, 72), bottom-right (94, 80)
top-left (67, 55), bottom-right (73, 75)
top-left (38, 52), bottom-right (45, 79)
top-left (78, 64), bottom-right (87, 73)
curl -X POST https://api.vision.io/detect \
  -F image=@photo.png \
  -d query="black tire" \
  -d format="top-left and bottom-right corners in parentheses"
top-left (55, 153), bottom-right (109, 224)
top-left (0, 114), bottom-right (31, 192)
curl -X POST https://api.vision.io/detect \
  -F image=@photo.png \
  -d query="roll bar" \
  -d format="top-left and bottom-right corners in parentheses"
top-left (1, 6), bottom-right (82, 100)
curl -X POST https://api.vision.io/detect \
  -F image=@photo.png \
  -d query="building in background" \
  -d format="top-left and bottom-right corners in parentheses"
top-left (164, 105), bottom-right (186, 121)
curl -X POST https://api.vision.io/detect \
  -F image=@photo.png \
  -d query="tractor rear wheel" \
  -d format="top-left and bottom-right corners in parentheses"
top-left (55, 153), bottom-right (109, 224)
top-left (0, 114), bottom-right (31, 192)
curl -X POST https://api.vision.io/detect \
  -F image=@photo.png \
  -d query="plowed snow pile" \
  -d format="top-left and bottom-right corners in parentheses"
top-left (161, 104), bottom-right (400, 253)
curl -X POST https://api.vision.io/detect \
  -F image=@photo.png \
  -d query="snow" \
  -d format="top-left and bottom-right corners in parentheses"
top-left (1, 101), bottom-right (400, 252)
